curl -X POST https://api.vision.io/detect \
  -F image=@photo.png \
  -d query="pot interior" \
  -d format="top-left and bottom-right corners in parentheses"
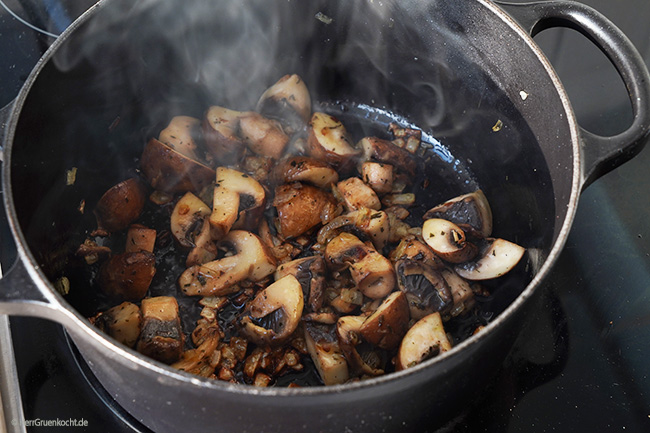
top-left (7, 0), bottom-right (569, 374)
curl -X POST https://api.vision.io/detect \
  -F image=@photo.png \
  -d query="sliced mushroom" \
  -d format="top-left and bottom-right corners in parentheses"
top-left (422, 218), bottom-right (478, 263)
top-left (125, 224), bottom-right (156, 253)
top-left (271, 156), bottom-right (339, 189)
top-left (140, 137), bottom-right (215, 193)
top-left (360, 161), bottom-right (394, 195)
top-left (395, 259), bottom-right (452, 319)
top-left (202, 105), bottom-right (247, 165)
top-left (454, 238), bottom-right (525, 280)
top-left (171, 192), bottom-right (211, 248)
top-left (350, 248), bottom-right (397, 300)
top-left (186, 219), bottom-right (218, 267)
top-left (240, 275), bottom-right (304, 345)
top-left (359, 136), bottom-right (417, 176)
top-left (275, 256), bottom-right (326, 312)
top-left (256, 74), bottom-right (312, 132)
top-left (179, 230), bottom-right (276, 297)
top-left (158, 115), bottom-right (201, 161)
top-left (351, 208), bottom-right (390, 251)
top-left (325, 232), bottom-right (395, 299)
top-left (336, 315), bottom-right (385, 377)
top-left (440, 268), bottom-right (475, 317)
top-left (336, 177), bottom-right (381, 212)
top-left (317, 208), bottom-right (390, 251)
top-left (359, 291), bottom-right (410, 350)
top-left (210, 167), bottom-right (266, 239)
top-left (304, 322), bottom-right (349, 385)
top-left (92, 301), bottom-right (142, 348)
top-left (94, 178), bottom-right (147, 233)
top-left (137, 296), bottom-right (184, 364)
top-left (389, 235), bottom-right (445, 271)
top-left (307, 112), bottom-right (360, 169)
top-left (99, 251), bottom-right (156, 301)
top-left (423, 190), bottom-right (493, 238)
top-left (396, 312), bottom-right (451, 371)
top-left (239, 112), bottom-right (289, 159)
top-left (273, 182), bottom-right (338, 239)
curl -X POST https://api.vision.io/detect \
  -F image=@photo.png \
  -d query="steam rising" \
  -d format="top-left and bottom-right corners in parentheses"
top-left (45, 0), bottom-right (538, 196)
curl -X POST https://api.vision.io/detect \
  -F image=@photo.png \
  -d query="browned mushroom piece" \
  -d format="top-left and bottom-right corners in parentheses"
top-left (210, 167), bottom-right (266, 239)
top-left (92, 301), bottom-right (142, 348)
top-left (179, 230), bottom-right (276, 297)
top-left (186, 219), bottom-right (218, 267)
top-left (358, 136), bottom-right (417, 176)
top-left (454, 237), bottom-right (525, 280)
top-left (275, 256), bottom-right (326, 312)
top-left (440, 268), bottom-right (475, 316)
top-left (336, 315), bottom-right (385, 377)
top-left (94, 178), bottom-right (147, 233)
top-left (241, 155), bottom-right (274, 183)
top-left (325, 232), bottom-right (395, 299)
top-left (256, 74), bottom-right (312, 132)
top-left (336, 177), bottom-right (381, 212)
top-left (359, 291), bottom-right (410, 350)
top-left (239, 112), bottom-right (290, 159)
top-left (125, 224), bottom-right (156, 253)
top-left (395, 259), bottom-right (453, 320)
top-left (422, 190), bottom-right (493, 238)
top-left (307, 112), bottom-right (361, 169)
top-left (202, 105), bottom-right (248, 165)
top-left (389, 235), bottom-right (445, 270)
top-left (171, 192), bottom-right (211, 248)
top-left (158, 115), bottom-right (201, 161)
top-left (396, 312), bottom-right (451, 371)
top-left (273, 182), bottom-right (339, 239)
top-left (360, 161), bottom-right (394, 195)
top-left (350, 248), bottom-right (397, 300)
top-left (422, 218), bottom-right (478, 264)
top-left (317, 208), bottom-right (390, 251)
top-left (240, 275), bottom-right (304, 346)
top-left (351, 208), bottom-right (390, 251)
top-left (140, 137), bottom-right (215, 194)
top-left (271, 156), bottom-right (339, 189)
top-left (137, 296), bottom-right (184, 364)
top-left (99, 251), bottom-right (156, 301)
top-left (304, 322), bottom-right (349, 385)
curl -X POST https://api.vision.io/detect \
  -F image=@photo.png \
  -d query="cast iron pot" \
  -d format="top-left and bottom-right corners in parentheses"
top-left (1, 0), bottom-right (649, 432)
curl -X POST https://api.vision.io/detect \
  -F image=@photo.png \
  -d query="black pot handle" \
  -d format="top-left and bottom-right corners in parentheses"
top-left (495, 1), bottom-right (650, 189)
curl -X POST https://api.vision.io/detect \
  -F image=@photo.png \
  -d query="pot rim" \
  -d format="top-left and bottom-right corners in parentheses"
top-left (1, 0), bottom-right (581, 397)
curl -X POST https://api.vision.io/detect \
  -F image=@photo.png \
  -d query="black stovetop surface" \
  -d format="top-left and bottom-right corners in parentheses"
top-left (2, 1), bottom-right (650, 432)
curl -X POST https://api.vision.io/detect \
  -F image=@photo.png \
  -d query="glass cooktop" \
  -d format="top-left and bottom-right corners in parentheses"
top-left (1, 0), bottom-right (650, 432)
